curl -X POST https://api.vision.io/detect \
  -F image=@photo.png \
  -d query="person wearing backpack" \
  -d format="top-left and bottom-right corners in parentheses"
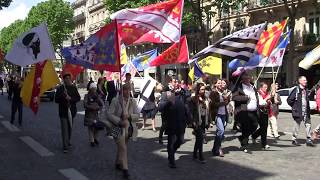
top-left (287, 76), bottom-right (314, 147)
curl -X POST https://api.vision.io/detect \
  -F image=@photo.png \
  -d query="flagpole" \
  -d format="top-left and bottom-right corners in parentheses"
top-left (272, 66), bottom-right (275, 84)
top-left (274, 65), bottom-right (281, 82)
top-left (255, 66), bottom-right (265, 87)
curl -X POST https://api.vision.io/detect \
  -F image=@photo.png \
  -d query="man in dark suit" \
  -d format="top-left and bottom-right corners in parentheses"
top-left (107, 73), bottom-right (121, 105)
top-left (158, 90), bottom-right (189, 168)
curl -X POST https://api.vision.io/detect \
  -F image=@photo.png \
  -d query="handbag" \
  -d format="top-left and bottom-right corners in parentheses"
top-left (92, 120), bottom-right (106, 131)
top-left (111, 125), bottom-right (123, 139)
top-left (128, 118), bottom-right (133, 138)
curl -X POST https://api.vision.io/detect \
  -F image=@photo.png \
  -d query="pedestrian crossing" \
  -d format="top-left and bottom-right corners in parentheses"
top-left (0, 119), bottom-right (90, 180)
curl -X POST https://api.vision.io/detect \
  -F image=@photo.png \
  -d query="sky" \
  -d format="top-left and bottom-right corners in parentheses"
top-left (0, 0), bottom-right (75, 30)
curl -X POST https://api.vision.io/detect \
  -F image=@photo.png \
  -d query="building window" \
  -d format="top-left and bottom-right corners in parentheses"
top-left (309, 13), bottom-right (320, 36)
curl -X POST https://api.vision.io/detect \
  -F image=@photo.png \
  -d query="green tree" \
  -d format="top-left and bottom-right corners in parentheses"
top-left (0, 0), bottom-right (12, 10)
top-left (24, 0), bottom-right (74, 64)
top-left (0, 19), bottom-right (27, 73)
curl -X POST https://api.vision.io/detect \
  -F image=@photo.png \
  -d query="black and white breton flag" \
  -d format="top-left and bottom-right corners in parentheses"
top-left (192, 23), bottom-right (267, 62)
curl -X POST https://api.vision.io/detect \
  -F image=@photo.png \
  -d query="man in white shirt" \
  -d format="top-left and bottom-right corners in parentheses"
top-left (232, 72), bottom-right (259, 153)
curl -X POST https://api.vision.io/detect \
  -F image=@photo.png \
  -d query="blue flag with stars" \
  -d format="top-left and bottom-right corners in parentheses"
top-left (62, 21), bottom-right (121, 72)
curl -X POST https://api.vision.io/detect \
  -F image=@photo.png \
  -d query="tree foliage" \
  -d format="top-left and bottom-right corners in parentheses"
top-left (0, 20), bottom-right (26, 53)
top-left (0, 0), bottom-right (12, 10)
top-left (24, 0), bottom-right (74, 53)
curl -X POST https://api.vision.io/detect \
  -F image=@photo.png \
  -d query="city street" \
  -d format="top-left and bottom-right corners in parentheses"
top-left (0, 89), bottom-right (320, 180)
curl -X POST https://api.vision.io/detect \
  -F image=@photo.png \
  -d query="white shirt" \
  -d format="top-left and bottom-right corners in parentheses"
top-left (217, 92), bottom-right (226, 115)
top-left (242, 83), bottom-right (257, 111)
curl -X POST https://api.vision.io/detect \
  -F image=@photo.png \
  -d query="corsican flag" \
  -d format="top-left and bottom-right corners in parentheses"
top-left (5, 23), bottom-right (56, 67)
top-left (191, 23), bottom-right (266, 63)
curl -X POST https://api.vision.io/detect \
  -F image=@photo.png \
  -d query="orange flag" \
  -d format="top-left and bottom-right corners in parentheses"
top-left (61, 63), bottom-right (84, 80)
top-left (149, 35), bottom-right (189, 66)
top-left (20, 60), bottom-right (60, 114)
top-left (256, 19), bottom-right (288, 57)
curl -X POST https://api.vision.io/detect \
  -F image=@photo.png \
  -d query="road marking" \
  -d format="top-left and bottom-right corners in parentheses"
top-left (1, 121), bottom-right (20, 132)
top-left (20, 136), bottom-right (54, 157)
top-left (59, 168), bottom-right (89, 180)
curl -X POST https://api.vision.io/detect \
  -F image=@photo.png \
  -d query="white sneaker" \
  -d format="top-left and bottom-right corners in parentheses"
top-left (263, 145), bottom-right (270, 150)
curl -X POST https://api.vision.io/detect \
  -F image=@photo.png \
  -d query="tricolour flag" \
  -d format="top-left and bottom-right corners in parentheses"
top-left (256, 19), bottom-right (288, 57)
top-left (5, 23), bottom-right (56, 67)
top-left (150, 35), bottom-right (189, 66)
top-left (111, 0), bottom-right (184, 45)
top-left (131, 49), bottom-right (158, 71)
top-left (61, 63), bottom-right (85, 81)
top-left (20, 60), bottom-right (60, 114)
top-left (299, 44), bottom-right (320, 70)
top-left (191, 23), bottom-right (266, 62)
top-left (62, 21), bottom-right (121, 72)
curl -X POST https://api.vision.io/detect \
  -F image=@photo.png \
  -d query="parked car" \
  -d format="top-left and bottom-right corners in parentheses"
top-left (277, 87), bottom-right (317, 111)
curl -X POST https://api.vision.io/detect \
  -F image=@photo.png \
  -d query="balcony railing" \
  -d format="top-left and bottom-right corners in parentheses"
top-left (71, 0), bottom-right (86, 9)
top-left (88, 2), bottom-right (104, 13)
top-left (247, 0), bottom-right (283, 9)
top-left (73, 12), bottom-right (85, 22)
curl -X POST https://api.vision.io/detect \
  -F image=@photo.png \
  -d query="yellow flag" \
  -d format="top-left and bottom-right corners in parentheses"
top-left (188, 66), bottom-right (195, 82)
top-left (120, 44), bottom-right (128, 64)
top-left (198, 56), bottom-right (222, 75)
top-left (21, 60), bottom-right (60, 113)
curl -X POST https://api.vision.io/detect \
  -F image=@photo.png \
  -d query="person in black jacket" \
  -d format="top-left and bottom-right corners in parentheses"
top-left (287, 76), bottom-right (314, 147)
top-left (55, 74), bottom-right (81, 153)
top-left (232, 72), bottom-right (259, 153)
top-left (0, 77), bottom-right (4, 95)
top-left (158, 90), bottom-right (188, 168)
top-left (10, 77), bottom-right (23, 126)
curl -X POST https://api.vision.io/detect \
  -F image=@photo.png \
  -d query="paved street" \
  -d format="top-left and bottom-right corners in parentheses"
top-left (0, 90), bottom-right (320, 180)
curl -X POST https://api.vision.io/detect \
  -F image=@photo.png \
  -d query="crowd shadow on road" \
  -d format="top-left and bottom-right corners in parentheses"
top-left (129, 136), bottom-right (275, 180)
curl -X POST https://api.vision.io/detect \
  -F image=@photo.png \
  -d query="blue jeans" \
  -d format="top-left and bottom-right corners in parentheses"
top-left (213, 115), bottom-right (226, 154)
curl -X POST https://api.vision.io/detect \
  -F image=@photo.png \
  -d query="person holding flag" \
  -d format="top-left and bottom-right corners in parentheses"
top-left (10, 76), bottom-right (23, 126)
top-left (55, 74), bottom-right (81, 153)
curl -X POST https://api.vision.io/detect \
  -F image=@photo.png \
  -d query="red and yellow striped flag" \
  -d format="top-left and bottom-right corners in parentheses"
top-left (256, 18), bottom-right (288, 57)
top-left (21, 60), bottom-right (60, 114)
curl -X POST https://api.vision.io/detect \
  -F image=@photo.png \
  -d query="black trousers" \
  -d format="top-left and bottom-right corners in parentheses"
top-left (193, 127), bottom-right (204, 159)
top-left (167, 133), bottom-right (184, 165)
top-left (238, 111), bottom-right (258, 147)
top-left (11, 101), bottom-right (23, 125)
top-left (252, 112), bottom-right (268, 147)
